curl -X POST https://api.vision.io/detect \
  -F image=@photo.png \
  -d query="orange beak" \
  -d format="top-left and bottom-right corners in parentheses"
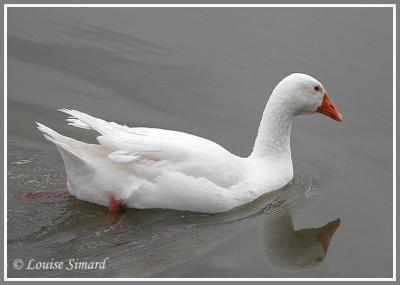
top-left (317, 92), bottom-right (343, 122)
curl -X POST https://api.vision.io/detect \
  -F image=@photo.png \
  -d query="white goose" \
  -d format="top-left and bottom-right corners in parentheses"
top-left (37, 73), bottom-right (342, 213)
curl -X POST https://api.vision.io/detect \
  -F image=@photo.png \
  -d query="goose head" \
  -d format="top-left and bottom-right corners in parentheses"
top-left (271, 73), bottom-right (342, 121)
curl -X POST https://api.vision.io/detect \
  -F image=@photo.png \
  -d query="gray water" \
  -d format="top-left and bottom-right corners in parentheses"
top-left (7, 7), bottom-right (393, 278)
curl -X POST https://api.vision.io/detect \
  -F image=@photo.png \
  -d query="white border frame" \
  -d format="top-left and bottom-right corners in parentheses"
top-left (3, 3), bottom-right (396, 282)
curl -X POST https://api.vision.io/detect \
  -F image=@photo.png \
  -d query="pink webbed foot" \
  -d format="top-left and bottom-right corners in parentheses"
top-left (19, 188), bottom-right (69, 200)
top-left (108, 195), bottom-right (124, 212)
top-left (106, 195), bottom-right (125, 224)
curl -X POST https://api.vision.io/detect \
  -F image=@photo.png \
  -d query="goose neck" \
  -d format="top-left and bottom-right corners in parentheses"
top-left (251, 101), bottom-right (294, 158)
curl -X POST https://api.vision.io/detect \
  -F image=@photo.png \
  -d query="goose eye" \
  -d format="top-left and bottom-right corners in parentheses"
top-left (314, 86), bottom-right (320, 92)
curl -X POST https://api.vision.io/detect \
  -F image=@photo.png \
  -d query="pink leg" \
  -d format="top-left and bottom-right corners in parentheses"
top-left (108, 195), bottom-right (124, 212)
top-left (106, 195), bottom-right (125, 224)
top-left (19, 188), bottom-right (69, 200)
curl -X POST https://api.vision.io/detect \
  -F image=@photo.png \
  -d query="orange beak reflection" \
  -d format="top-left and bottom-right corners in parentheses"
top-left (318, 218), bottom-right (341, 253)
top-left (317, 92), bottom-right (343, 122)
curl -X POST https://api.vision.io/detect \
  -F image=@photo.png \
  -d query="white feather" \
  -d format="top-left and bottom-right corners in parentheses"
top-left (35, 73), bottom-right (336, 213)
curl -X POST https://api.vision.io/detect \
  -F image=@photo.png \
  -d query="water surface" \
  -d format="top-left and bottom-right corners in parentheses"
top-left (7, 7), bottom-right (393, 278)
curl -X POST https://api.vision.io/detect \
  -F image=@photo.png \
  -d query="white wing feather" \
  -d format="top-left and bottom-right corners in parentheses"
top-left (60, 109), bottom-right (243, 187)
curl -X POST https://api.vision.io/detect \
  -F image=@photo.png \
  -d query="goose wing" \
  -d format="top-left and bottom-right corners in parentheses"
top-left (60, 109), bottom-right (243, 187)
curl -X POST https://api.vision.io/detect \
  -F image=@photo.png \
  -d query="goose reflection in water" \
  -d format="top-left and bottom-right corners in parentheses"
top-left (262, 210), bottom-right (340, 272)
top-left (11, 162), bottom-right (340, 277)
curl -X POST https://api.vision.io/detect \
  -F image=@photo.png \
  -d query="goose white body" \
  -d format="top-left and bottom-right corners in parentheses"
top-left (37, 73), bottom-right (341, 213)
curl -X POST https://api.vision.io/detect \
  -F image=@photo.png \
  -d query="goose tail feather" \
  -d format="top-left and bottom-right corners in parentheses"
top-left (35, 122), bottom-right (87, 166)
